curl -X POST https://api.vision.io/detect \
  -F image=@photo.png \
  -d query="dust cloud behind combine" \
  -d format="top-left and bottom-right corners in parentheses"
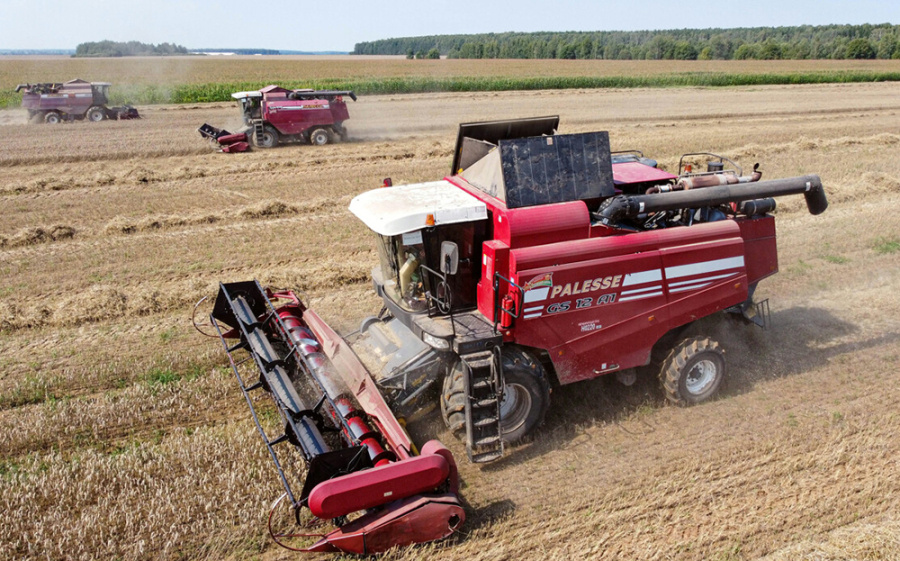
top-left (1, 82), bottom-right (899, 561)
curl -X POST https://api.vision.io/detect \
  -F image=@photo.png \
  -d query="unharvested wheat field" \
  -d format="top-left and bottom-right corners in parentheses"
top-left (1, 81), bottom-right (900, 561)
top-left (3, 57), bottom-right (900, 107)
top-left (5, 56), bottom-right (900, 87)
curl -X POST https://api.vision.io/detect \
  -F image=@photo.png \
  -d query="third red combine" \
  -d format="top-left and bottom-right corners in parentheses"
top-left (204, 116), bottom-right (828, 552)
top-left (16, 79), bottom-right (140, 123)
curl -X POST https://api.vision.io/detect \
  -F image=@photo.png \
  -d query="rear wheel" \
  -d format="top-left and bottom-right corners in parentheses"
top-left (252, 125), bottom-right (279, 148)
top-left (308, 127), bottom-right (330, 146)
top-left (44, 111), bottom-right (62, 124)
top-left (441, 348), bottom-right (550, 443)
top-left (333, 122), bottom-right (348, 141)
top-left (86, 106), bottom-right (106, 122)
top-left (660, 336), bottom-right (725, 405)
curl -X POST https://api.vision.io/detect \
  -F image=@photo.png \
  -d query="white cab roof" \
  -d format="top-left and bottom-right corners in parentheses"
top-left (231, 91), bottom-right (263, 99)
top-left (349, 180), bottom-right (487, 236)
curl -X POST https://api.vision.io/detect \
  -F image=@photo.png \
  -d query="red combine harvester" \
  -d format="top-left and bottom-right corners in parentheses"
top-left (16, 79), bottom-right (140, 123)
top-left (204, 117), bottom-right (827, 552)
top-left (199, 85), bottom-right (356, 149)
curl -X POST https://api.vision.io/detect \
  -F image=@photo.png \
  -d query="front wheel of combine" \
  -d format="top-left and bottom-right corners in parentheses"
top-left (440, 348), bottom-right (550, 443)
top-left (308, 127), bottom-right (330, 146)
top-left (252, 125), bottom-right (279, 148)
top-left (86, 106), bottom-right (106, 122)
top-left (44, 111), bottom-right (62, 124)
top-left (660, 336), bottom-right (725, 406)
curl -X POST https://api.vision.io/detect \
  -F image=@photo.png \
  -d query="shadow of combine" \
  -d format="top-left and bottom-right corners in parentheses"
top-left (484, 306), bottom-right (898, 468)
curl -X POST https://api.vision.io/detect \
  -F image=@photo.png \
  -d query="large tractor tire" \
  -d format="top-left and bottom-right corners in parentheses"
top-left (441, 347), bottom-right (550, 443)
top-left (44, 111), bottom-right (62, 124)
top-left (308, 127), bottom-right (330, 146)
top-left (251, 125), bottom-right (279, 148)
top-left (86, 106), bottom-right (106, 122)
top-left (660, 336), bottom-right (725, 405)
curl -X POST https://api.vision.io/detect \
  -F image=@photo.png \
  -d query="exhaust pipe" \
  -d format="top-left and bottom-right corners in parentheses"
top-left (648, 166), bottom-right (763, 194)
top-left (597, 174), bottom-right (827, 225)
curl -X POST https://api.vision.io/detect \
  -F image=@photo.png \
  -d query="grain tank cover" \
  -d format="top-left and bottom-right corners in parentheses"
top-left (460, 131), bottom-right (616, 209)
top-left (452, 116), bottom-right (560, 174)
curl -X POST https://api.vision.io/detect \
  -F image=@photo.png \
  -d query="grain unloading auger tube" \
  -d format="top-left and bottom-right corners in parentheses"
top-left (207, 281), bottom-right (464, 554)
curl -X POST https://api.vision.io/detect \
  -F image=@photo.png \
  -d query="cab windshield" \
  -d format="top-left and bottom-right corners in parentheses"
top-left (374, 221), bottom-right (486, 314)
top-left (375, 230), bottom-right (429, 312)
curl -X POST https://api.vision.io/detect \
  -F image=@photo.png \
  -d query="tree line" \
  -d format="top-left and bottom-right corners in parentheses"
top-left (74, 41), bottom-right (189, 57)
top-left (353, 24), bottom-right (900, 60)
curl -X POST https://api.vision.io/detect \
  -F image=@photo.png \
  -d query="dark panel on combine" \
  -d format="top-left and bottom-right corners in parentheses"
top-left (500, 131), bottom-right (614, 209)
top-left (452, 116), bottom-right (560, 174)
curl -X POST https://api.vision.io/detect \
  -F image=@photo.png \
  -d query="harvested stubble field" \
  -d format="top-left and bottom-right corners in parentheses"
top-left (1, 80), bottom-right (900, 561)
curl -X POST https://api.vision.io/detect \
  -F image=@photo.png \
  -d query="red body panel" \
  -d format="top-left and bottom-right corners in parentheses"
top-left (737, 216), bottom-right (778, 282)
top-left (612, 161), bottom-right (678, 185)
top-left (495, 200), bottom-right (591, 247)
top-left (510, 220), bottom-right (751, 383)
top-left (20, 81), bottom-right (95, 116)
top-left (308, 494), bottom-right (465, 554)
top-left (452, 172), bottom-right (780, 385)
top-left (260, 88), bottom-right (351, 136)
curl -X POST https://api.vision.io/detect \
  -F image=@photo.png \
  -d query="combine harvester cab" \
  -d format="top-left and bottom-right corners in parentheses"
top-left (207, 282), bottom-right (463, 554)
top-left (16, 79), bottom-right (139, 124)
top-left (228, 85), bottom-right (356, 148)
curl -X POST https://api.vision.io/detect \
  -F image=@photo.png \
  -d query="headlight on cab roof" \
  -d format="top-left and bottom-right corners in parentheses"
top-left (422, 331), bottom-right (450, 350)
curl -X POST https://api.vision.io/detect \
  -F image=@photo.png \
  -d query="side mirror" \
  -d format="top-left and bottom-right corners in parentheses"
top-left (440, 241), bottom-right (459, 275)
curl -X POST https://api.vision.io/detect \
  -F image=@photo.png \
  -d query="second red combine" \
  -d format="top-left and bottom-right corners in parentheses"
top-left (199, 85), bottom-right (356, 150)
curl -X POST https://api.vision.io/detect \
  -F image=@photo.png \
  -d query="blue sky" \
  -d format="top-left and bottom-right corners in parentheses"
top-left (2, 0), bottom-right (900, 52)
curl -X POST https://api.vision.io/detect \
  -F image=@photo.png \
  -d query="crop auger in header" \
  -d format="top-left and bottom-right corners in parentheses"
top-left (204, 281), bottom-right (463, 554)
top-left (203, 117), bottom-right (828, 553)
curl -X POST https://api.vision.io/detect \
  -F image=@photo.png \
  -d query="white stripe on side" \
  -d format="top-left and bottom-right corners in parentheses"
top-left (665, 256), bottom-right (744, 280)
top-left (669, 282), bottom-right (713, 293)
top-left (668, 272), bottom-right (737, 287)
top-left (618, 291), bottom-right (663, 302)
top-left (623, 269), bottom-right (663, 286)
top-left (621, 285), bottom-right (663, 296)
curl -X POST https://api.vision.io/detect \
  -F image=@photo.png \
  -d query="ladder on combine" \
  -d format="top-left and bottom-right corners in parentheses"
top-left (252, 119), bottom-right (266, 145)
top-left (462, 349), bottom-right (504, 463)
